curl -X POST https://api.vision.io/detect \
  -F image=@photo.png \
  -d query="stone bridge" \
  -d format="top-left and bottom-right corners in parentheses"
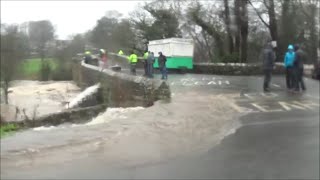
top-left (72, 54), bottom-right (171, 108)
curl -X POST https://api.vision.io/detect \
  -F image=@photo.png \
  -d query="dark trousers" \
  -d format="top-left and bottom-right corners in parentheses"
top-left (130, 63), bottom-right (136, 75)
top-left (147, 63), bottom-right (154, 78)
top-left (294, 68), bottom-right (306, 91)
top-left (263, 69), bottom-right (272, 90)
top-left (160, 66), bottom-right (168, 80)
top-left (285, 67), bottom-right (294, 89)
top-left (144, 61), bottom-right (148, 76)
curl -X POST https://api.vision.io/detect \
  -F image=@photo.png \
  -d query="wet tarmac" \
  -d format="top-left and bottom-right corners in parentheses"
top-left (1, 74), bottom-right (319, 179)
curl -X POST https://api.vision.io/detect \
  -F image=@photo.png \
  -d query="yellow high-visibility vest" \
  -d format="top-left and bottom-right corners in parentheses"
top-left (118, 50), bottom-right (124, 55)
top-left (143, 52), bottom-right (149, 59)
top-left (128, 54), bottom-right (138, 63)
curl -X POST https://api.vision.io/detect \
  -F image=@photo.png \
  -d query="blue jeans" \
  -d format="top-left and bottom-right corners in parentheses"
top-left (160, 66), bottom-right (167, 79)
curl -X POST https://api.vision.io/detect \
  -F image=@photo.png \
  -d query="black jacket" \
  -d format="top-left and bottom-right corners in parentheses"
top-left (294, 49), bottom-right (305, 69)
top-left (262, 44), bottom-right (276, 70)
top-left (158, 55), bottom-right (167, 68)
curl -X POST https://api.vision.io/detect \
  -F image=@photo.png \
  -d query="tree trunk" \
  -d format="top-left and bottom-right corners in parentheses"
top-left (268, 0), bottom-right (279, 61)
top-left (279, 0), bottom-right (294, 61)
top-left (234, 0), bottom-right (241, 55)
top-left (224, 0), bottom-right (234, 54)
top-left (309, 5), bottom-right (318, 65)
top-left (240, 0), bottom-right (248, 63)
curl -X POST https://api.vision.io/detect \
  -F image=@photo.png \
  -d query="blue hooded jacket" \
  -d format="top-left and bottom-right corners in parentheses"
top-left (284, 45), bottom-right (295, 68)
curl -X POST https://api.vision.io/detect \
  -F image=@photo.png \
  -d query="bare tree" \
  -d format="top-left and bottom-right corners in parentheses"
top-left (224, 0), bottom-right (234, 53)
top-left (28, 20), bottom-right (55, 80)
top-left (298, 0), bottom-right (319, 65)
top-left (0, 25), bottom-right (28, 104)
top-left (249, 0), bottom-right (279, 60)
top-left (234, 0), bottom-right (241, 55)
top-left (240, 0), bottom-right (249, 63)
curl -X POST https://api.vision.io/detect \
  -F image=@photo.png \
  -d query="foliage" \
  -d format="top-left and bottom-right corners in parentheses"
top-left (130, 4), bottom-right (182, 52)
top-left (0, 123), bottom-right (18, 138)
top-left (28, 20), bottom-right (55, 54)
top-left (51, 46), bottom-right (73, 81)
top-left (90, 11), bottom-right (137, 53)
top-left (221, 53), bottom-right (240, 63)
top-left (40, 60), bottom-right (52, 81)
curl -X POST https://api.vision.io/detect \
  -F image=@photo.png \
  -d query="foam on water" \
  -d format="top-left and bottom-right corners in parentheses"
top-left (66, 83), bottom-right (101, 109)
top-left (85, 107), bottom-right (144, 125)
top-left (33, 126), bottom-right (59, 131)
top-left (32, 107), bottom-right (145, 130)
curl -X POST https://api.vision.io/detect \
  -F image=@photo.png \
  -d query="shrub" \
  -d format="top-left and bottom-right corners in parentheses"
top-left (221, 53), bottom-right (240, 63)
top-left (39, 61), bottom-right (52, 81)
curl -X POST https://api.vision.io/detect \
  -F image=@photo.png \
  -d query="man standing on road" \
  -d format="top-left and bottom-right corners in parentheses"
top-left (84, 51), bottom-right (92, 64)
top-left (284, 44), bottom-right (295, 90)
top-left (158, 52), bottom-right (168, 80)
top-left (128, 51), bottom-right (138, 75)
top-left (293, 44), bottom-right (306, 92)
top-left (118, 50), bottom-right (124, 55)
top-left (143, 51), bottom-right (149, 76)
top-left (99, 49), bottom-right (107, 69)
top-left (262, 42), bottom-right (276, 92)
top-left (147, 52), bottom-right (155, 78)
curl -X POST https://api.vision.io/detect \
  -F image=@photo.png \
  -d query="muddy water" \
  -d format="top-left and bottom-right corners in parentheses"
top-left (7, 80), bottom-right (81, 119)
top-left (1, 75), bottom-right (246, 171)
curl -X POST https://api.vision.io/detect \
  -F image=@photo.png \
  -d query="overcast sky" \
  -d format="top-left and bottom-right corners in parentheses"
top-left (1, 1), bottom-right (148, 39)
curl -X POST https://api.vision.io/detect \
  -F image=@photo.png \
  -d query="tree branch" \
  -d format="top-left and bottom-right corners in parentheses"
top-left (299, 0), bottom-right (312, 19)
top-left (248, 0), bottom-right (270, 28)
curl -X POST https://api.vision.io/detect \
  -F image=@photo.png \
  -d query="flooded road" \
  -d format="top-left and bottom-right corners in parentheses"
top-left (1, 74), bottom-right (319, 179)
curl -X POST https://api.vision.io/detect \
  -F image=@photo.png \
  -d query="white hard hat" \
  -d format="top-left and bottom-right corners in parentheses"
top-left (100, 49), bottom-right (105, 53)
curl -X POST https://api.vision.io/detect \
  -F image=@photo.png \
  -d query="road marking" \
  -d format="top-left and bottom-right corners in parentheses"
top-left (230, 103), bottom-right (249, 113)
top-left (208, 81), bottom-right (217, 85)
top-left (292, 101), bottom-right (319, 109)
top-left (251, 103), bottom-right (283, 112)
top-left (272, 83), bottom-right (281, 88)
top-left (278, 101), bottom-right (306, 111)
top-left (244, 93), bottom-right (256, 100)
top-left (182, 81), bottom-right (194, 86)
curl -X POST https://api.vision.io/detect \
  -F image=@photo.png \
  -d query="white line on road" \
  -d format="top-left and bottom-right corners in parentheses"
top-left (272, 83), bottom-right (281, 88)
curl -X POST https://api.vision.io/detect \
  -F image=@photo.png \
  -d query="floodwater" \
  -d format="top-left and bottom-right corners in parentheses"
top-left (7, 80), bottom-right (81, 119)
top-left (1, 74), bottom-right (245, 173)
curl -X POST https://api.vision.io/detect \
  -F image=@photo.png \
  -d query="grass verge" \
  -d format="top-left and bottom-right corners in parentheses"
top-left (20, 58), bottom-right (58, 77)
top-left (0, 123), bottom-right (19, 138)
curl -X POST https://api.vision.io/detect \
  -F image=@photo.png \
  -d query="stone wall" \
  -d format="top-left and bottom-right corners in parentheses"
top-left (72, 59), bottom-right (170, 108)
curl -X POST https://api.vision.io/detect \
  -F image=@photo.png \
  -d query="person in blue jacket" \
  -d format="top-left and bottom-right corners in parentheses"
top-left (284, 44), bottom-right (295, 89)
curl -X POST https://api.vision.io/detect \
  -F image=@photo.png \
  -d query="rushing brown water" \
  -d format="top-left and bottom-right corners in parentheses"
top-left (1, 75), bottom-right (245, 170)
top-left (7, 80), bottom-right (81, 119)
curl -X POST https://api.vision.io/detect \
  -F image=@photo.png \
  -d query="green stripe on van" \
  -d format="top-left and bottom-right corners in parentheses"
top-left (154, 56), bottom-right (193, 69)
